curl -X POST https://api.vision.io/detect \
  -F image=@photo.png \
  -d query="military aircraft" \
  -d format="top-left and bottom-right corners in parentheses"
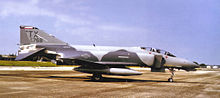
top-left (16, 26), bottom-right (199, 82)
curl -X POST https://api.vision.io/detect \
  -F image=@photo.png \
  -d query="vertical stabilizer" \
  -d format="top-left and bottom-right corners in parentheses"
top-left (20, 26), bottom-right (66, 45)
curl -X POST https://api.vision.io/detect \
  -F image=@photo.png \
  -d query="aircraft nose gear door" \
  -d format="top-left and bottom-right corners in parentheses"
top-left (151, 55), bottom-right (165, 72)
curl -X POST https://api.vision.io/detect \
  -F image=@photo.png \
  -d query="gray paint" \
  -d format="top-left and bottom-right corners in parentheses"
top-left (101, 49), bottom-right (146, 66)
top-left (16, 26), bottom-right (199, 76)
top-left (20, 26), bottom-right (66, 45)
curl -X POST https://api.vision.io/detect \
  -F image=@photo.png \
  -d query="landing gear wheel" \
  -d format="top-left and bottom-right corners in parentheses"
top-left (168, 68), bottom-right (175, 82)
top-left (91, 74), bottom-right (102, 81)
top-left (168, 78), bottom-right (173, 82)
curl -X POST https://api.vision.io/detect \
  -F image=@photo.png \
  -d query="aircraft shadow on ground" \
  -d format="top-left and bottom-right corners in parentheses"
top-left (38, 76), bottom-right (90, 80)
top-left (38, 76), bottom-right (201, 84)
top-left (86, 76), bottom-right (168, 82)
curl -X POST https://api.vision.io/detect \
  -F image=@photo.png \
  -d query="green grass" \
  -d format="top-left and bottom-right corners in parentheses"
top-left (0, 60), bottom-right (56, 67)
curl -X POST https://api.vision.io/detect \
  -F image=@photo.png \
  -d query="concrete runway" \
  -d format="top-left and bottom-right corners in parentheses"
top-left (0, 69), bottom-right (219, 98)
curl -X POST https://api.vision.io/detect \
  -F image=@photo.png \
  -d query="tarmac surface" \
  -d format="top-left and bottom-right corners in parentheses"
top-left (0, 68), bottom-right (219, 98)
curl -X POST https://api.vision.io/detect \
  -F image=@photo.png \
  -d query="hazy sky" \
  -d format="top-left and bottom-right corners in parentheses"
top-left (0, 0), bottom-right (219, 64)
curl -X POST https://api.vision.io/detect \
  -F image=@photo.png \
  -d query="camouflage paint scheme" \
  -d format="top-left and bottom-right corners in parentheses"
top-left (16, 26), bottom-right (199, 81)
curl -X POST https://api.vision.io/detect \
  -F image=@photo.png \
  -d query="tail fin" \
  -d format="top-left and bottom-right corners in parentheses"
top-left (20, 26), bottom-right (67, 45)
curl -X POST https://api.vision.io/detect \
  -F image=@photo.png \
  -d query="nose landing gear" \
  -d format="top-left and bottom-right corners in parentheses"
top-left (168, 68), bottom-right (175, 82)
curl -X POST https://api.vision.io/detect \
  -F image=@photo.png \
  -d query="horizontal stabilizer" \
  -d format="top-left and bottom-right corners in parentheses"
top-left (15, 48), bottom-right (45, 61)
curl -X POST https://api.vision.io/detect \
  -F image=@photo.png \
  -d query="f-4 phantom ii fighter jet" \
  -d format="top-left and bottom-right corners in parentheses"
top-left (16, 26), bottom-right (199, 82)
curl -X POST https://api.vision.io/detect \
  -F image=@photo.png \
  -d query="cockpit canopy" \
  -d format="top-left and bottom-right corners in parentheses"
top-left (140, 47), bottom-right (176, 57)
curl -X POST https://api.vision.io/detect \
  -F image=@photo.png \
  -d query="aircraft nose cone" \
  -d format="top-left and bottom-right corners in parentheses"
top-left (182, 59), bottom-right (199, 68)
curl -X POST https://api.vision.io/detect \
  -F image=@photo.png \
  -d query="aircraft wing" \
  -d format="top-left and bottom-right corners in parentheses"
top-left (72, 59), bottom-right (142, 76)
top-left (96, 61), bottom-right (138, 66)
top-left (72, 59), bottom-right (139, 67)
top-left (15, 48), bottom-right (45, 61)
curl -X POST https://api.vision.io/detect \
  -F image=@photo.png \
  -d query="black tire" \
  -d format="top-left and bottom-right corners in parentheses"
top-left (92, 74), bottom-right (102, 81)
top-left (168, 78), bottom-right (173, 82)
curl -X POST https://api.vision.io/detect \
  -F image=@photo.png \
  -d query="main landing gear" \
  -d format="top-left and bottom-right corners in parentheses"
top-left (168, 68), bottom-right (175, 82)
top-left (91, 73), bottom-right (103, 81)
